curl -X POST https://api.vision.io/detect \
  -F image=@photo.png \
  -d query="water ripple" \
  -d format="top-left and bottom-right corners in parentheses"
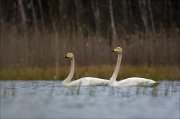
top-left (0, 80), bottom-right (179, 118)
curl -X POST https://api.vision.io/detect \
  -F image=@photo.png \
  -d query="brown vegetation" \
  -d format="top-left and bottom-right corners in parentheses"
top-left (0, 25), bottom-right (179, 69)
top-left (0, 0), bottom-right (179, 80)
top-left (0, 65), bottom-right (179, 80)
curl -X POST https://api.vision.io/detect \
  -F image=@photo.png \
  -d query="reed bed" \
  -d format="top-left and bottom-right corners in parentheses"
top-left (0, 65), bottom-right (179, 80)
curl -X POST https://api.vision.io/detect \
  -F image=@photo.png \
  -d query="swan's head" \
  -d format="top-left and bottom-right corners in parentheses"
top-left (112, 47), bottom-right (122, 54)
top-left (64, 53), bottom-right (74, 59)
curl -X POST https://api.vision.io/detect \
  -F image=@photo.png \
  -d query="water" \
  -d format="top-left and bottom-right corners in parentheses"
top-left (0, 80), bottom-right (179, 118)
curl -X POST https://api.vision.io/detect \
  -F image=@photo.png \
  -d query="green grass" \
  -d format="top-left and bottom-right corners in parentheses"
top-left (0, 65), bottom-right (179, 80)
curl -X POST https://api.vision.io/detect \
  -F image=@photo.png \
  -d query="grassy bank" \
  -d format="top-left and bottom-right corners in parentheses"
top-left (0, 65), bottom-right (179, 80)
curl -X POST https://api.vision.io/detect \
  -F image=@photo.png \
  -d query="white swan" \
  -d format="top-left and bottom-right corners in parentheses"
top-left (109, 47), bottom-right (160, 87)
top-left (62, 53), bottom-right (109, 86)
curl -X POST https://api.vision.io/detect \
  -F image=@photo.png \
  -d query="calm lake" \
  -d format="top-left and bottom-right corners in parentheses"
top-left (0, 80), bottom-right (179, 118)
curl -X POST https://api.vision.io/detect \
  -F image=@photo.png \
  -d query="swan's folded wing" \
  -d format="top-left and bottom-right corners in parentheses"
top-left (65, 77), bottom-right (109, 86)
top-left (117, 77), bottom-right (159, 87)
top-left (79, 77), bottom-right (109, 86)
top-left (117, 78), bottom-right (139, 86)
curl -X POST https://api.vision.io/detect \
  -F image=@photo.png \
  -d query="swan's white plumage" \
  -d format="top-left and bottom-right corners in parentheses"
top-left (64, 77), bottom-right (109, 86)
top-left (63, 53), bottom-right (108, 86)
top-left (112, 77), bottom-right (159, 87)
top-left (109, 47), bottom-right (159, 87)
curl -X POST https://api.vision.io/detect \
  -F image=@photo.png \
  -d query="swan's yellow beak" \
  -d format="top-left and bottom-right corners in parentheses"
top-left (64, 53), bottom-right (73, 59)
top-left (112, 48), bottom-right (118, 53)
top-left (112, 47), bottom-right (122, 54)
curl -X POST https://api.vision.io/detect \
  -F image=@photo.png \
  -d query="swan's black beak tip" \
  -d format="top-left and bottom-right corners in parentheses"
top-left (112, 50), bottom-right (115, 52)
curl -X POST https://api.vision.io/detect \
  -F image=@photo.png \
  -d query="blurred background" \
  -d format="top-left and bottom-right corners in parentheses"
top-left (0, 1), bottom-right (179, 118)
top-left (0, 0), bottom-right (179, 79)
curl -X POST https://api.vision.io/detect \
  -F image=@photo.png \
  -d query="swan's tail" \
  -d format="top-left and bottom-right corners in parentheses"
top-left (141, 81), bottom-right (160, 87)
top-left (153, 81), bottom-right (160, 86)
top-left (148, 81), bottom-right (160, 87)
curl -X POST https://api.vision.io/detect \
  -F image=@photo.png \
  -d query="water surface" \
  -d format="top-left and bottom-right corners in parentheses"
top-left (0, 80), bottom-right (179, 118)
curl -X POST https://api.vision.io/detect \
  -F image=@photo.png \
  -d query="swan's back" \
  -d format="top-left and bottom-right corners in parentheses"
top-left (117, 77), bottom-right (159, 87)
top-left (65, 77), bottom-right (109, 86)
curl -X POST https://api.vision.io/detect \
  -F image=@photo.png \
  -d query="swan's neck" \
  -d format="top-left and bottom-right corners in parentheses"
top-left (63, 58), bottom-right (75, 85)
top-left (109, 54), bottom-right (122, 85)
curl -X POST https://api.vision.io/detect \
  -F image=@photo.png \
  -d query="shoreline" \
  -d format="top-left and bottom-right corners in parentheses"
top-left (0, 65), bottom-right (179, 80)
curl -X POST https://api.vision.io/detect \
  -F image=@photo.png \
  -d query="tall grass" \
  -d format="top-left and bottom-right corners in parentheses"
top-left (0, 25), bottom-right (179, 80)
top-left (1, 1), bottom-right (179, 81)
top-left (0, 25), bottom-right (179, 69)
